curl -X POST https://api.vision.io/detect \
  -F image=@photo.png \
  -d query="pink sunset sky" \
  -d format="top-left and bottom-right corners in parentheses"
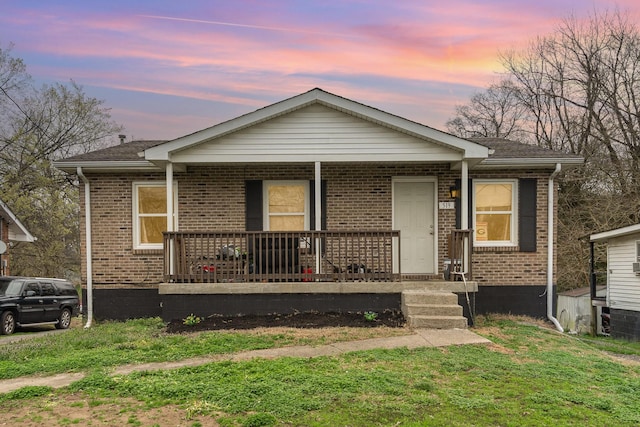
top-left (1, 0), bottom-right (638, 142)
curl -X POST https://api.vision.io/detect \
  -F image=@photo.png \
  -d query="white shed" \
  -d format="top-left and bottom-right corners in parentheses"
top-left (590, 224), bottom-right (640, 340)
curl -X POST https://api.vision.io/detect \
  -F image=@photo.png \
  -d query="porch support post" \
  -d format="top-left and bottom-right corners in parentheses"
top-left (460, 160), bottom-right (468, 230)
top-left (460, 160), bottom-right (469, 273)
top-left (314, 161), bottom-right (321, 230)
top-left (314, 161), bottom-right (322, 277)
top-left (166, 162), bottom-right (174, 276)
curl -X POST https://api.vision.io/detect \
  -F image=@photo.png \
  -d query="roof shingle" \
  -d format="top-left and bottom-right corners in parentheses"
top-left (58, 137), bottom-right (581, 163)
top-left (61, 140), bottom-right (167, 162)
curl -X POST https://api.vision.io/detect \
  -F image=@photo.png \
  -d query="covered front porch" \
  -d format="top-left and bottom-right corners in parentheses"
top-left (161, 228), bottom-right (476, 328)
top-left (163, 229), bottom-right (473, 284)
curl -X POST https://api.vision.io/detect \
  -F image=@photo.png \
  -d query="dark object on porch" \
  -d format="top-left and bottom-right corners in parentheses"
top-left (347, 263), bottom-right (369, 274)
top-left (219, 244), bottom-right (241, 259)
top-left (252, 235), bottom-right (300, 280)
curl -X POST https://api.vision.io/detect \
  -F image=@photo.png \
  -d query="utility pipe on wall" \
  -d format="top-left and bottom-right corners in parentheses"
top-left (166, 162), bottom-right (174, 277)
top-left (547, 163), bottom-right (563, 332)
top-left (77, 167), bottom-right (93, 329)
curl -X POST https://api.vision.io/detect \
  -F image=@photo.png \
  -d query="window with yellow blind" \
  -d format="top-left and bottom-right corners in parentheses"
top-left (263, 181), bottom-right (309, 231)
top-left (133, 182), bottom-right (178, 249)
top-left (473, 180), bottom-right (517, 246)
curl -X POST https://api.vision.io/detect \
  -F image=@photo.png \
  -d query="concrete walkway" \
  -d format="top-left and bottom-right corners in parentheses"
top-left (0, 329), bottom-right (490, 394)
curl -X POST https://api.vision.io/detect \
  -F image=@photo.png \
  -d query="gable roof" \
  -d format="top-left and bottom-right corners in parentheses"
top-left (0, 199), bottom-right (35, 242)
top-left (54, 88), bottom-right (583, 172)
top-left (143, 88), bottom-right (488, 163)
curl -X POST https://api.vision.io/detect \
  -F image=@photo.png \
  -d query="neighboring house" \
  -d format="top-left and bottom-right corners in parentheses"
top-left (589, 224), bottom-right (640, 341)
top-left (54, 88), bottom-right (582, 324)
top-left (0, 199), bottom-right (36, 276)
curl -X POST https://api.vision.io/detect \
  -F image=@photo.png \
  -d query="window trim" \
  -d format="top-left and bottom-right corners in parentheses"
top-left (636, 241), bottom-right (640, 262)
top-left (262, 180), bottom-right (309, 231)
top-left (472, 179), bottom-right (518, 247)
top-left (132, 181), bottom-right (178, 250)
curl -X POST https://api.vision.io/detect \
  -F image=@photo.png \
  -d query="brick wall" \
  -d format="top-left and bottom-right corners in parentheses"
top-left (80, 165), bottom-right (555, 288)
top-left (80, 173), bottom-right (166, 285)
top-left (470, 170), bottom-right (553, 286)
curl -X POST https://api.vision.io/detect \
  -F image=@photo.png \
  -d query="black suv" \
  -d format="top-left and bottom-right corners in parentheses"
top-left (0, 277), bottom-right (80, 335)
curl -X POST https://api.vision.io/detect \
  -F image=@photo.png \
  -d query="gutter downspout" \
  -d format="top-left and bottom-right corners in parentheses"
top-left (77, 167), bottom-right (93, 329)
top-left (548, 163), bottom-right (563, 332)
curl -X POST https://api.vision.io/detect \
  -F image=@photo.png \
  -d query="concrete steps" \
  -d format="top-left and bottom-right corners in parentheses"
top-left (401, 289), bottom-right (468, 329)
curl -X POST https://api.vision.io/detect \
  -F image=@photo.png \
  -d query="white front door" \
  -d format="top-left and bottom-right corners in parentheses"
top-left (393, 180), bottom-right (436, 274)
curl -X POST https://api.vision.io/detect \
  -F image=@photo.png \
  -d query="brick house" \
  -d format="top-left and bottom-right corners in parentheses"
top-left (54, 88), bottom-right (582, 325)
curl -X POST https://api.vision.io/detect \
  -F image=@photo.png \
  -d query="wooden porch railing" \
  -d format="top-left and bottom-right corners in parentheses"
top-left (447, 229), bottom-right (473, 281)
top-left (163, 230), bottom-right (401, 283)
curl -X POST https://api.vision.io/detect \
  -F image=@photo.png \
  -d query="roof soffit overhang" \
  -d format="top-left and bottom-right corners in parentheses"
top-left (143, 89), bottom-right (490, 164)
top-left (590, 223), bottom-right (640, 243)
top-left (52, 160), bottom-right (166, 174)
top-left (468, 157), bottom-right (585, 170)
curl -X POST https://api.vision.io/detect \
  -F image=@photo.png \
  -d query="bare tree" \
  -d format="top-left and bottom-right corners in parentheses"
top-left (446, 79), bottom-right (529, 140)
top-left (0, 43), bottom-right (29, 107)
top-left (447, 10), bottom-right (640, 290)
top-left (0, 43), bottom-right (123, 278)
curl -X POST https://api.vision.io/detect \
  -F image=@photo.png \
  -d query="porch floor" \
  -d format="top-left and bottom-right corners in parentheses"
top-left (158, 280), bottom-right (478, 295)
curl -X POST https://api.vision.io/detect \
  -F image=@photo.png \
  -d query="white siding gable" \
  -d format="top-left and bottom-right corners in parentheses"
top-left (607, 234), bottom-right (640, 312)
top-left (170, 104), bottom-right (460, 163)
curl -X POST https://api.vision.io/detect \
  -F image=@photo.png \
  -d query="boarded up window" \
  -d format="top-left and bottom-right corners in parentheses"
top-left (138, 186), bottom-right (167, 244)
top-left (265, 182), bottom-right (307, 231)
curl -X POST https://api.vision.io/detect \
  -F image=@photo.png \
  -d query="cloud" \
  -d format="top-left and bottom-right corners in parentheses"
top-left (5, 0), bottom-right (640, 139)
top-left (138, 14), bottom-right (359, 39)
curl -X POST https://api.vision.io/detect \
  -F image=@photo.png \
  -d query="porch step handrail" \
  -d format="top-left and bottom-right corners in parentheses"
top-left (448, 229), bottom-right (473, 281)
top-left (163, 230), bottom-right (401, 283)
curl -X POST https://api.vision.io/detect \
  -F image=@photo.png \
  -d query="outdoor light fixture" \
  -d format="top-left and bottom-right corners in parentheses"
top-left (449, 185), bottom-right (460, 199)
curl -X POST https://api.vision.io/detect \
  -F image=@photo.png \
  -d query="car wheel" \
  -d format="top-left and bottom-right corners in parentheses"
top-left (56, 308), bottom-right (72, 330)
top-left (1, 311), bottom-right (16, 335)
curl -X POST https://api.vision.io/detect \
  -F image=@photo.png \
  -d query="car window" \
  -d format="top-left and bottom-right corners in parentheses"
top-left (0, 279), bottom-right (23, 296)
top-left (40, 282), bottom-right (56, 296)
top-left (24, 282), bottom-right (41, 296)
top-left (54, 282), bottom-right (76, 296)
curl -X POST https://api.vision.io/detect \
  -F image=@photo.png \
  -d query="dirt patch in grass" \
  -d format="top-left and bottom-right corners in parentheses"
top-left (166, 310), bottom-right (406, 333)
top-left (0, 393), bottom-right (213, 427)
top-left (606, 352), bottom-right (640, 366)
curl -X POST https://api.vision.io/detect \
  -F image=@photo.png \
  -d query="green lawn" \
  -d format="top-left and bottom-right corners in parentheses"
top-left (1, 316), bottom-right (639, 426)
